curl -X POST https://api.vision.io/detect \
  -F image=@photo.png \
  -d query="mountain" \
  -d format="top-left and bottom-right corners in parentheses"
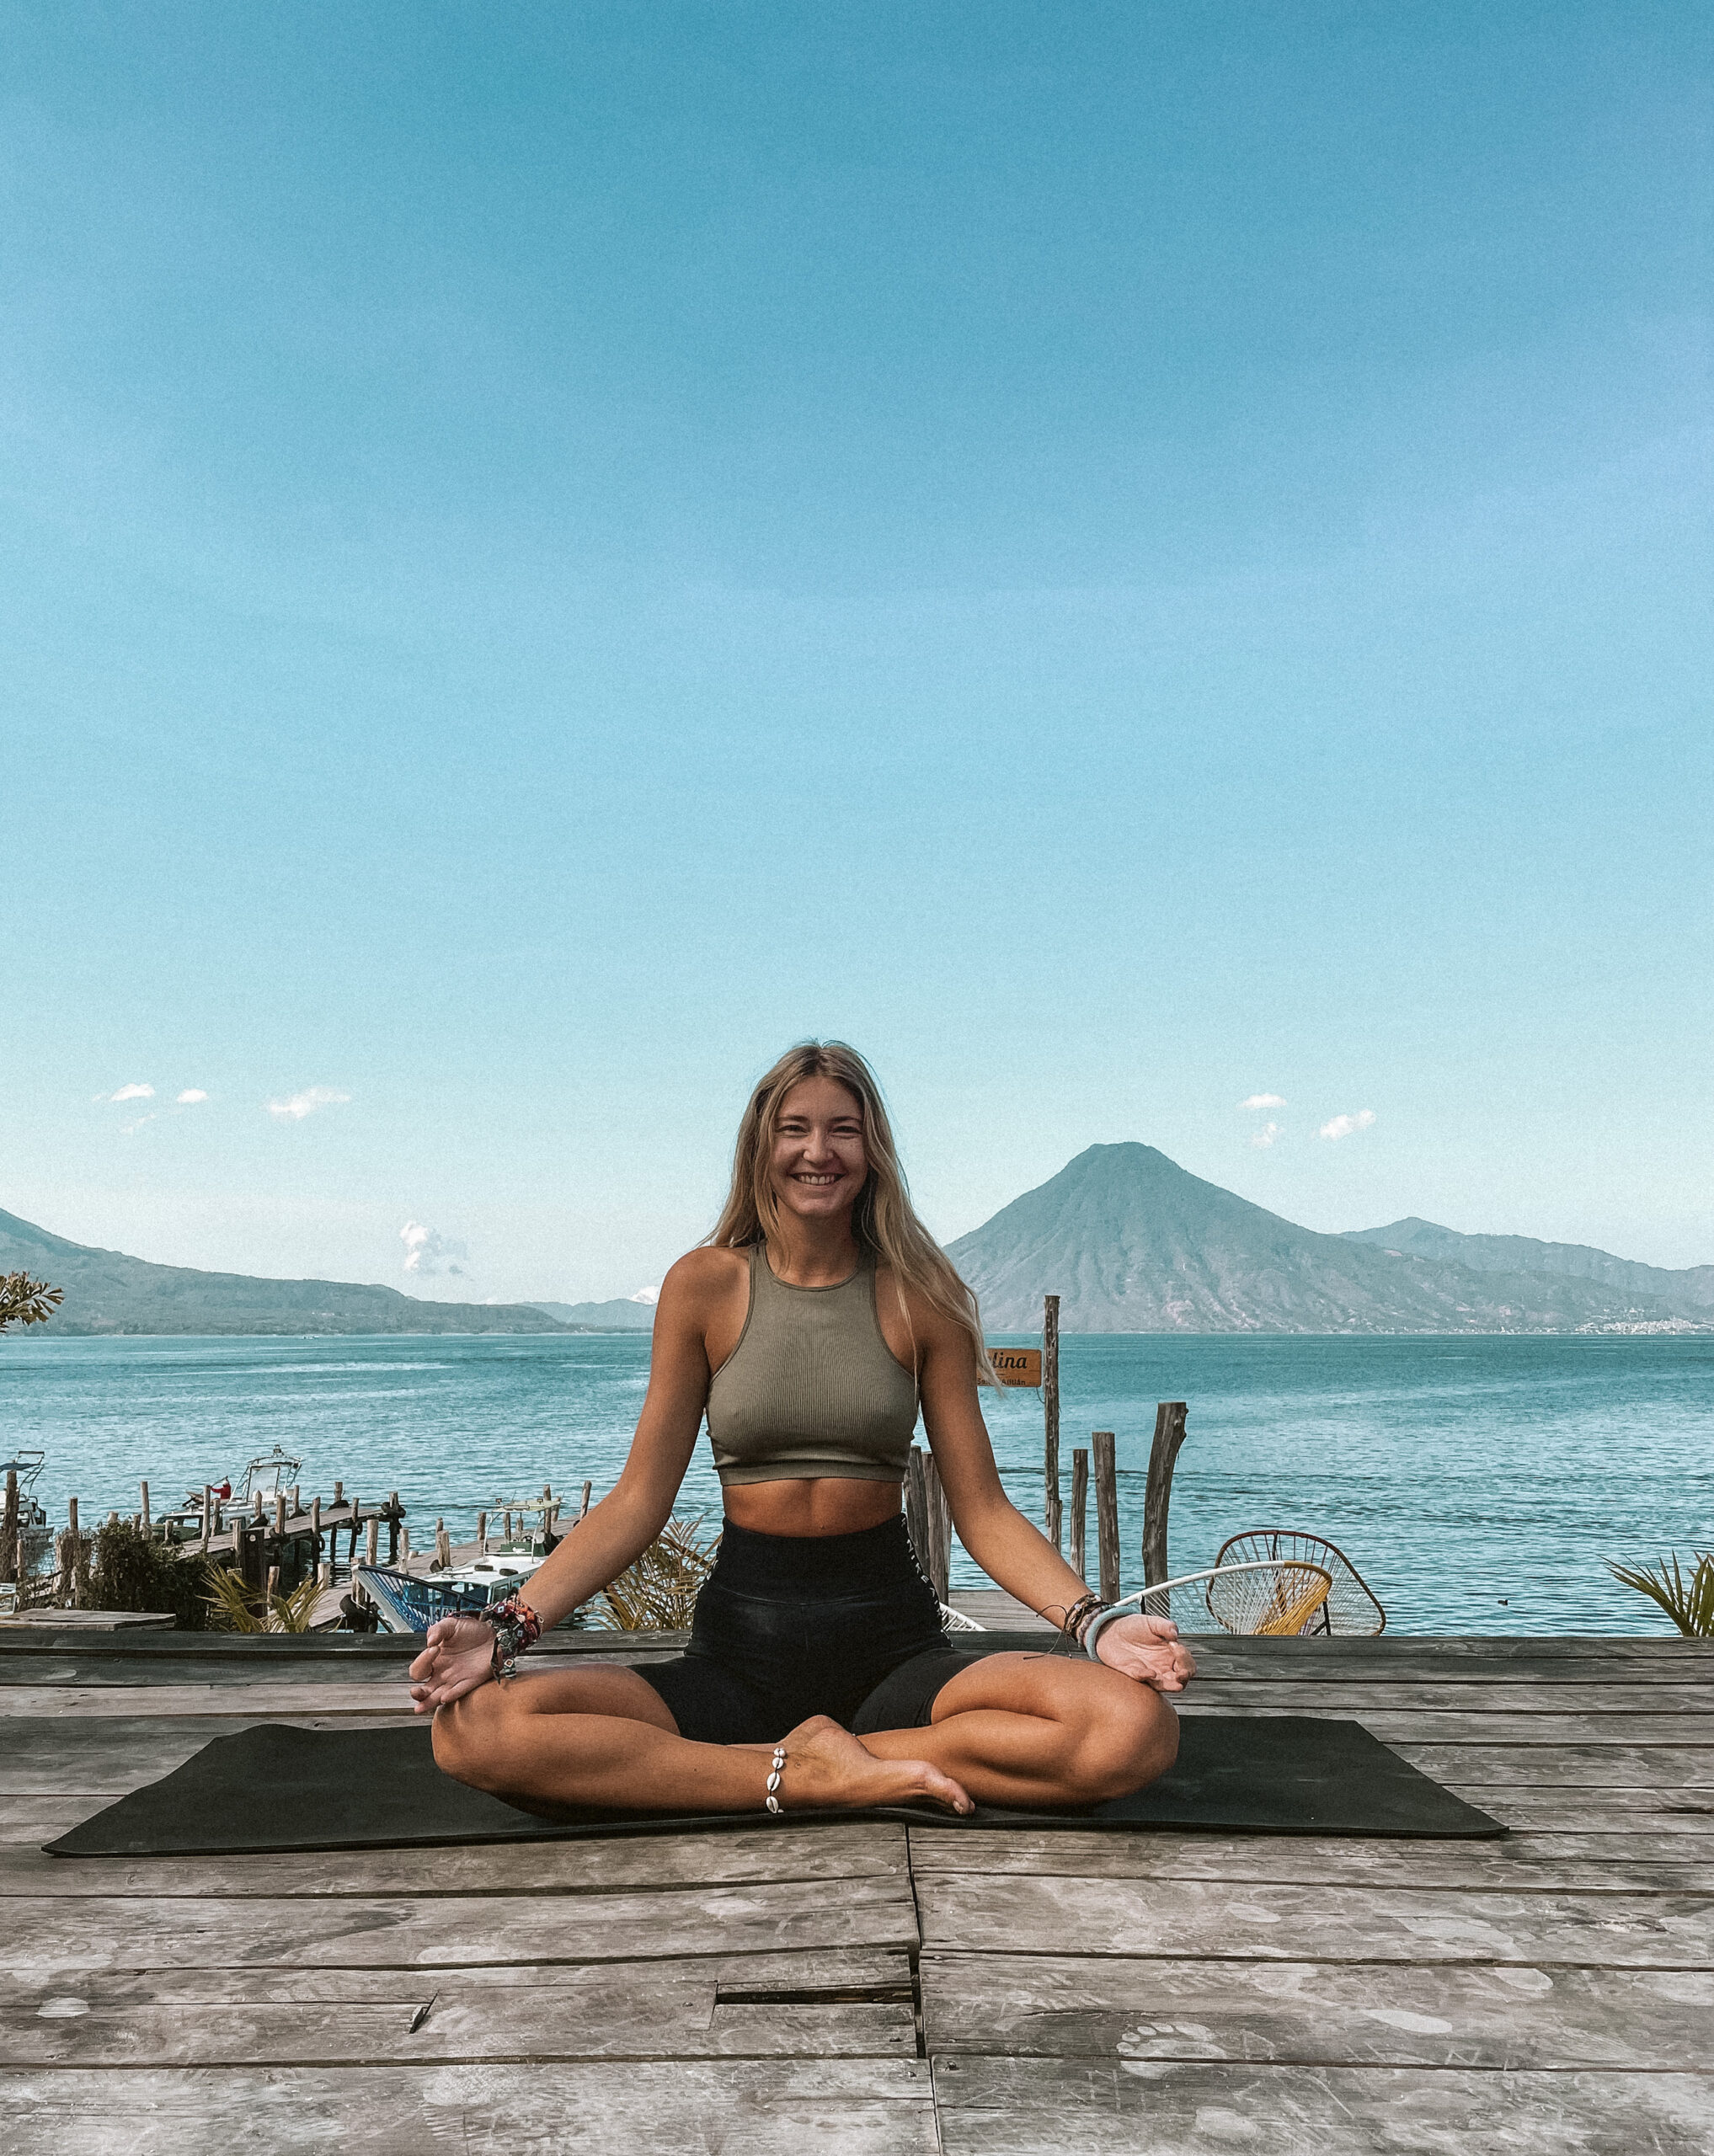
top-left (530, 1299), bottom-right (656, 1331)
top-left (0, 1208), bottom-right (570, 1337)
top-left (1343, 1218), bottom-right (1714, 1319)
top-left (948, 1145), bottom-right (1703, 1334)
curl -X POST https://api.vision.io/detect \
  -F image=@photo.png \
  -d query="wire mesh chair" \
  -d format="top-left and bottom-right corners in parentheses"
top-left (1097, 1558), bottom-right (1335, 1639)
top-left (1213, 1528), bottom-right (1386, 1636)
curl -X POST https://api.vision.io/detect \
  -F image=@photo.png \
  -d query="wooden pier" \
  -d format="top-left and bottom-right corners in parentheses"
top-left (1, 1625), bottom-right (1710, 2153)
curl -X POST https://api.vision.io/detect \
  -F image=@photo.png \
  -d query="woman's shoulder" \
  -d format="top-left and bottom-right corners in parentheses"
top-left (659, 1244), bottom-right (751, 1309)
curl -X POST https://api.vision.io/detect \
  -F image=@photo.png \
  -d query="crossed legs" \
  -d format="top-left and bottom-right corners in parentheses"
top-left (431, 1653), bottom-right (1177, 1816)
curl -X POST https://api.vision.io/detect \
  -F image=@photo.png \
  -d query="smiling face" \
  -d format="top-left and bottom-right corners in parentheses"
top-left (768, 1075), bottom-right (869, 1227)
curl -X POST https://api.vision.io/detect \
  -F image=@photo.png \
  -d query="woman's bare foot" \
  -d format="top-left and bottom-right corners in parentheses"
top-left (773, 1715), bottom-right (974, 1815)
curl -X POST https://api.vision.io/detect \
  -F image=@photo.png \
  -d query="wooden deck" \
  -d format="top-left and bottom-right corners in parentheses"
top-left (1, 1624), bottom-right (1710, 2153)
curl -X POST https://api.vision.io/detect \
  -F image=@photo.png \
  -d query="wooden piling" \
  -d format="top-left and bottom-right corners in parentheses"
top-left (200, 1485), bottom-right (213, 1555)
top-left (1, 1468), bottom-right (16, 1584)
top-left (1043, 1294), bottom-right (1061, 1552)
top-left (435, 1518), bottom-right (451, 1570)
top-left (1092, 1431), bottom-right (1120, 1603)
top-left (477, 1510), bottom-right (488, 1556)
top-left (1142, 1401), bottom-right (1188, 1588)
top-left (387, 1493), bottom-right (400, 1563)
top-left (579, 1481), bottom-right (593, 1522)
top-left (1069, 1449), bottom-right (1089, 1586)
top-left (140, 1481), bottom-right (151, 1534)
top-left (366, 1516), bottom-right (379, 1568)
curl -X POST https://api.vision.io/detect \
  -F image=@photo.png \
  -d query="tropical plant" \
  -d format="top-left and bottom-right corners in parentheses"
top-left (204, 1565), bottom-right (325, 1635)
top-left (596, 1518), bottom-right (720, 1630)
top-left (1608, 1552), bottom-right (1714, 1639)
top-left (91, 1518), bottom-right (220, 1630)
top-left (0, 1272), bottom-right (62, 1331)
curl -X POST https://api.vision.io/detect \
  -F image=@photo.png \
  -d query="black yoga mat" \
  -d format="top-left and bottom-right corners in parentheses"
top-left (46, 1715), bottom-right (1503, 1856)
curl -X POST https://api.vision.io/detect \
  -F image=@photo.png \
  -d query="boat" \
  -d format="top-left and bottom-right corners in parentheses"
top-left (355, 1548), bottom-right (548, 1636)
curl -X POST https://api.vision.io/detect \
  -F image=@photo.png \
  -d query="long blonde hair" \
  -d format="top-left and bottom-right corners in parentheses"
top-left (709, 1041), bottom-right (999, 1385)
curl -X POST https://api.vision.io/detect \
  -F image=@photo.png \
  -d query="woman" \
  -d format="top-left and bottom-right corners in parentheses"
top-left (414, 1043), bottom-right (1194, 1817)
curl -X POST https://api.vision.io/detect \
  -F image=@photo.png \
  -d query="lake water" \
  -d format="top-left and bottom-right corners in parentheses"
top-left (4, 1331), bottom-right (1710, 1635)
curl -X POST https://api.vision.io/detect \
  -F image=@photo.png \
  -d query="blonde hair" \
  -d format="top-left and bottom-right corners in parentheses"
top-left (709, 1041), bottom-right (999, 1385)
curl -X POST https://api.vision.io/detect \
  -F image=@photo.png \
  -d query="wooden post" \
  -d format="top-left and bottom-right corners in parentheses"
top-left (275, 1491), bottom-right (287, 1538)
top-left (905, 1444), bottom-right (953, 1606)
top-left (1092, 1431), bottom-right (1120, 1603)
top-left (387, 1493), bottom-right (400, 1563)
top-left (334, 1480), bottom-right (344, 1507)
top-left (1069, 1449), bottom-right (1088, 1586)
top-left (2, 1469), bottom-right (18, 1583)
top-left (350, 1501), bottom-right (362, 1568)
top-left (140, 1481), bottom-right (151, 1534)
top-left (579, 1481), bottom-right (593, 1522)
top-left (503, 1509), bottom-right (513, 1542)
top-left (366, 1516), bottom-right (379, 1568)
top-left (68, 1497), bottom-right (82, 1609)
top-left (1043, 1294), bottom-right (1061, 1552)
top-left (1143, 1401), bottom-right (1189, 1588)
top-left (477, 1510), bottom-right (488, 1556)
top-left (200, 1485), bottom-right (213, 1554)
top-left (435, 1518), bottom-right (451, 1569)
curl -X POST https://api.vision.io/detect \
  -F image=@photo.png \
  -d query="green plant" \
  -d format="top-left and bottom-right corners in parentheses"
top-left (0, 1272), bottom-right (62, 1331)
top-left (1608, 1552), bottom-right (1714, 1639)
top-left (596, 1518), bottom-right (719, 1631)
top-left (89, 1519), bottom-right (221, 1629)
top-left (204, 1565), bottom-right (324, 1634)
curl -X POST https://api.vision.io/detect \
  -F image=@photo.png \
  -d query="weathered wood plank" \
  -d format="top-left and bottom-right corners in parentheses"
top-left (8, 1876), bottom-right (921, 1977)
top-left (0, 1799), bottom-right (107, 1849)
top-left (920, 1951), bottom-right (1714, 2068)
top-left (0, 2061), bottom-right (937, 2155)
top-left (1176, 1682), bottom-right (1714, 1713)
top-left (0, 1684), bottom-right (417, 1718)
top-left (916, 1872), bottom-right (1714, 1967)
top-left (903, 1827), bottom-right (1714, 1893)
top-left (1390, 1743), bottom-right (1714, 1788)
top-left (1450, 1790), bottom-right (1714, 1832)
top-left (3, 1949), bottom-right (919, 2064)
top-left (932, 2058), bottom-right (1714, 2156)
top-left (1, 1822), bottom-right (910, 1897)
top-left (1177, 1706), bottom-right (1714, 1745)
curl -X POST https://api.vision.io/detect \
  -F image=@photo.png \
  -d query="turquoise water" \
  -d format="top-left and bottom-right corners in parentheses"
top-left (3, 1331), bottom-right (1710, 1634)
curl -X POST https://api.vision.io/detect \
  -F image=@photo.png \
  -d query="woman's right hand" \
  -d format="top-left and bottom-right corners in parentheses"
top-left (408, 1615), bottom-right (495, 1714)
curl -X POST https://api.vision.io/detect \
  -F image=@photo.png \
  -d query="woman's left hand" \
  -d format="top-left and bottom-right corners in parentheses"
top-left (1092, 1612), bottom-right (1196, 1693)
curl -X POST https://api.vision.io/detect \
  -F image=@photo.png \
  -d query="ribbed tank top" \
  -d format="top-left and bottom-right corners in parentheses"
top-left (706, 1244), bottom-right (921, 1486)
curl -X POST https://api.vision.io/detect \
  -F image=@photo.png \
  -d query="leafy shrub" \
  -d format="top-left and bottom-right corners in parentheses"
top-left (90, 1519), bottom-right (220, 1630)
top-left (203, 1566), bottom-right (324, 1634)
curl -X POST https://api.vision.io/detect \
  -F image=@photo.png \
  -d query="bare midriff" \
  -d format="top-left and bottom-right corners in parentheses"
top-left (722, 1476), bottom-right (903, 1539)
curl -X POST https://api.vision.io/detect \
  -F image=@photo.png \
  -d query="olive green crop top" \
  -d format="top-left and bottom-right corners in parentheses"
top-left (705, 1244), bottom-right (920, 1486)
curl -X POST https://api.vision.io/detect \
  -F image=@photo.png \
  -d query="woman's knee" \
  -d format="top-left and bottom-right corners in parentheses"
top-left (431, 1683), bottom-right (511, 1790)
top-left (1065, 1686), bottom-right (1178, 1803)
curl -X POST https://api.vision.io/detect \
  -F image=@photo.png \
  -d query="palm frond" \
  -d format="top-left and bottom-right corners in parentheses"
top-left (1607, 1552), bottom-right (1714, 1639)
top-left (596, 1518), bottom-right (719, 1631)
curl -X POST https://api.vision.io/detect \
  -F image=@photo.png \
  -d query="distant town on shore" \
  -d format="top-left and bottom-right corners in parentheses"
top-left (6, 1143), bottom-right (1711, 1339)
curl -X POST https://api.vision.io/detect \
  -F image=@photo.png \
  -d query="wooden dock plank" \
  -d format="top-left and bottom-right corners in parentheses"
top-left (0, 1821), bottom-right (910, 1897)
top-left (0, 2060), bottom-right (939, 2155)
top-left (920, 1950), bottom-right (1714, 2068)
top-left (7, 1874), bottom-right (921, 1977)
top-left (905, 1828), bottom-right (1714, 1893)
top-left (915, 1871), bottom-right (1714, 1967)
top-left (3, 1948), bottom-right (919, 2065)
top-left (930, 2058), bottom-right (1714, 2156)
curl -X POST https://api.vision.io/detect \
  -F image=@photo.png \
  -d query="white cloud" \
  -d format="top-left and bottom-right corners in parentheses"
top-left (1249, 1121), bottom-right (1281, 1149)
top-left (176, 1089), bottom-right (208, 1105)
top-left (1320, 1109), bottom-right (1377, 1140)
top-left (266, 1086), bottom-right (350, 1122)
top-left (401, 1222), bottom-right (468, 1277)
top-left (1239, 1093), bottom-right (1285, 1111)
top-left (106, 1082), bottom-right (154, 1103)
top-left (629, 1284), bottom-right (660, 1305)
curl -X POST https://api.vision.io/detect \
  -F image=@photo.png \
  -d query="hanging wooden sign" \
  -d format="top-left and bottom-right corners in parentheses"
top-left (988, 1347), bottom-right (1043, 1387)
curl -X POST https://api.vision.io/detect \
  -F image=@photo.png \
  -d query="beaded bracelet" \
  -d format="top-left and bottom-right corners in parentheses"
top-left (1059, 1591), bottom-right (1105, 1646)
top-left (480, 1595), bottom-right (542, 1683)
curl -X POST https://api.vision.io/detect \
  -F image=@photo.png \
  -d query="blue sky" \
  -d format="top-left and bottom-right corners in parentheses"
top-left (5, 3), bottom-right (1710, 1302)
